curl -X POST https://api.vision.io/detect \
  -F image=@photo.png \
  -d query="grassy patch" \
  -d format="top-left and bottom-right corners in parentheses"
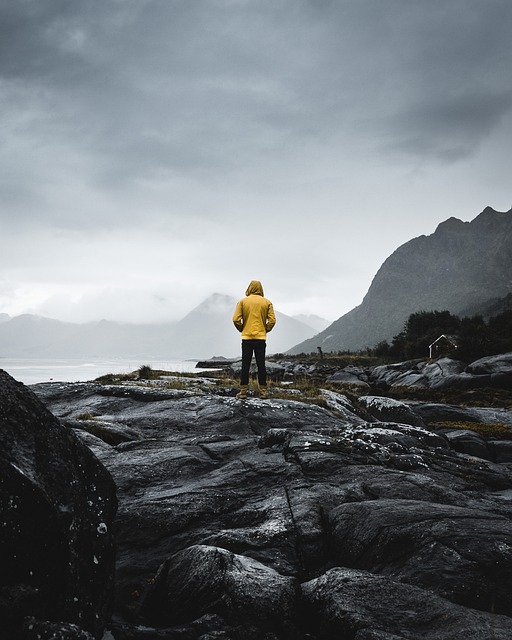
top-left (75, 412), bottom-right (96, 421)
top-left (429, 420), bottom-right (512, 441)
top-left (94, 372), bottom-right (136, 384)
top-left (202, 375), bottom-right (330, 407)
top-left (94, 367), bottom-right (200, 385)
top-left (158, 379), bottom-right (196, 391)
top-left (274, 378), bottom-right (322, 397)
top-left (137, 364), bottom-right (154, 380)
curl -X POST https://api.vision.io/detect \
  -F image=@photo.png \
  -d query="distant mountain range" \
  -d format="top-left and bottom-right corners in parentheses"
top-left (0, 293), bottom-right (324, 360)
top-left (289, 206), bottom-right (512, 354)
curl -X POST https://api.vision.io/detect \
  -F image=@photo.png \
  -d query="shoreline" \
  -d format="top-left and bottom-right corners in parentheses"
top-left (0, 356), bottom-right (203, 385)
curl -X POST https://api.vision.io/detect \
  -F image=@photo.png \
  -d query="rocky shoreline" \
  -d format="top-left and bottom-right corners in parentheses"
top-left (1, 354), bottom-right (512, 639)
top-left (250, 352), bottom-right (512, 391)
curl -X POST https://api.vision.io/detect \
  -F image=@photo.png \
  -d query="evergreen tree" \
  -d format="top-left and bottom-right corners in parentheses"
top-left (457, 316), bottom-right (490, 360)
top-left (488, 310), bottom-right (512, 354)
top-left (390, 310), bottom-right (460, 359)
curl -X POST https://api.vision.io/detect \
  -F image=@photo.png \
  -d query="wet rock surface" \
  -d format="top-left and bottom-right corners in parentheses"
top-left (28, 372), bottom-right (512, 640)
top-left (366, 353), bottom-right (512, 391)
top-left (270, 352), bottom-right (512, 391)
top-left (0, 371), bottom-right (117, 639)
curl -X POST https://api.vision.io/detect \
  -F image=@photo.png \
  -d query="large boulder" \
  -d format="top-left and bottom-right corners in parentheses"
top-left (357, 395), bottom-right (427, 427)
top-left (0, 371), bottom-right (117, 639)
top-left (465, 352), bottom-right (512, 389)
top-left (466, 352), bottom-right (512, 375)
top-left (326, 365), bottom-right (370, 387)
top-left (140, 544), bottom-right (299, 637)
top-left (368, 359), bottom-right (430, 388)
top-left (328, 498), bottom-right (512, 613)
top-left (302, 568), bottom-right (512, 640)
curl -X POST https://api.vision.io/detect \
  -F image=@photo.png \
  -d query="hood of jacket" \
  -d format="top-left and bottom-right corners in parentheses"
top-left (245, 280), bottom-right (264, 297)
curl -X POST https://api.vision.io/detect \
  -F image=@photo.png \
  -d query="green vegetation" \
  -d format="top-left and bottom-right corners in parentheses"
top-left (138, 364), bottom-right (157, 380)
top-left (371, 309), bottom-right (512, 361)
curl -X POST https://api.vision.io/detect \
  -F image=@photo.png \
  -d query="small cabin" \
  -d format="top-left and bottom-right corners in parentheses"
top-left (429, 334), bottom-right (458, 359)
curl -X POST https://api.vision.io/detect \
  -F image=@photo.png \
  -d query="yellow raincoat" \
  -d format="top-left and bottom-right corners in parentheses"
top-left (232, 280), bottom-right (276, 340)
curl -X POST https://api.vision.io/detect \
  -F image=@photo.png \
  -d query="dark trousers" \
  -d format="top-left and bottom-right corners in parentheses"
top-left (240, 340), bottom-right (267, 386)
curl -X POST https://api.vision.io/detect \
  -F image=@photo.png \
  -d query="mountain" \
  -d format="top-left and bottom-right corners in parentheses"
top-left (166, 293), bottom-right (319, 358)
top-left (289, 206), bottom-right (512, 354)
top-left (0, 294), bottom-right (319, 360)
top-left (292, 314), bottom-right (331, 333)
top-left (459, 292), bottom-right (512, 320)
top-left (0, 314), bottom-right (166, 359)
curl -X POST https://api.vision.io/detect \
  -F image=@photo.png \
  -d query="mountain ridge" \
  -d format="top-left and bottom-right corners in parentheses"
top-left (288, 206), bottom-right (512, 354)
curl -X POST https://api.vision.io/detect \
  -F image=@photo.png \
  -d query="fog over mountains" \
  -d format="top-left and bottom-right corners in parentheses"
top-left (0, 294), bottom-right (322, 360)
top-left (290, 206), bottom-right (512, 354)
top-left (2, 207), bottom-right (510, 360)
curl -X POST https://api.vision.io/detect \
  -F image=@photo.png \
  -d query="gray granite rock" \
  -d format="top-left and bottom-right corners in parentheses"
top-left (302, 568), bottom-right (512, 639)
top-left (327, 365), bottom-right (370, 387)
top-left (357, 395), bottom-right (427, 427)
top-left (328, 498), bottom-right (512, 613)
top-left (444, 429), bottom-right (494, 461)
top-left (140, 544), bottom-right (299, 636)
top-left (365, 354), bottom-right (512, 391)
top-left (466, 352), bottom-right (512, 375)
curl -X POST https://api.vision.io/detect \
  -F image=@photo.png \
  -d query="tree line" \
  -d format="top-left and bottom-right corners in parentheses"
top-left (371, 309), bottom-right (512, 362)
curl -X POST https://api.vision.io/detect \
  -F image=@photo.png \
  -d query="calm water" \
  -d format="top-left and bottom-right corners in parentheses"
top-left (0, 358), bottom-right (203, 385)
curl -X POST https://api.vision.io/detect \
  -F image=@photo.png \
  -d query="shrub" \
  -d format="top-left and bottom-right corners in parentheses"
top-left (138, 364), bottom-right (155, 380)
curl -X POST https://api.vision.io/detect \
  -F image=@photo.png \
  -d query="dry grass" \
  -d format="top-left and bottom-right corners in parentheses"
top-left (429, 420), bottom-right (512, 441)
top-left (75, 412), bottom-right (97, 421)
top-left (94, 367), bottom-right (198, 385)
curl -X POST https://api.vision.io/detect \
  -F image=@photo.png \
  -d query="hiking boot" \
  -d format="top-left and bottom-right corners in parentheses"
top-left (236, 385), bottom-right (248, 399)
top-left (259, 385), bottom-right (267, 399)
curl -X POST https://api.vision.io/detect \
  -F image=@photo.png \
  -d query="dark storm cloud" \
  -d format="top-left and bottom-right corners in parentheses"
top-left (1, 0), bottom-right (512, 229)
top-left (1, 0), bottom-right (512, 323)
top-left (387, 90), bottom-right (512, 161)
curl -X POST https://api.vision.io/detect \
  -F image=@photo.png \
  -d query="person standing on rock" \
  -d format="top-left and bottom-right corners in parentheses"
top-left (232, 280), bottom-right (276, 399)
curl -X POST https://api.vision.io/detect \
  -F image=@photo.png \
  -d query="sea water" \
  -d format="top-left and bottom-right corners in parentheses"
top-left (0, 358), bottom-right (203, 385)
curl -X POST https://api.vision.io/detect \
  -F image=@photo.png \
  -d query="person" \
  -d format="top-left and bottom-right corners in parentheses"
top-left (232, 280), bottom-right (276, 399)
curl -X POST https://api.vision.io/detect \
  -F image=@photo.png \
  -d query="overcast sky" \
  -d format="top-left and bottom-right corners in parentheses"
top-left (1, 0), bottom-right (511, 325)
